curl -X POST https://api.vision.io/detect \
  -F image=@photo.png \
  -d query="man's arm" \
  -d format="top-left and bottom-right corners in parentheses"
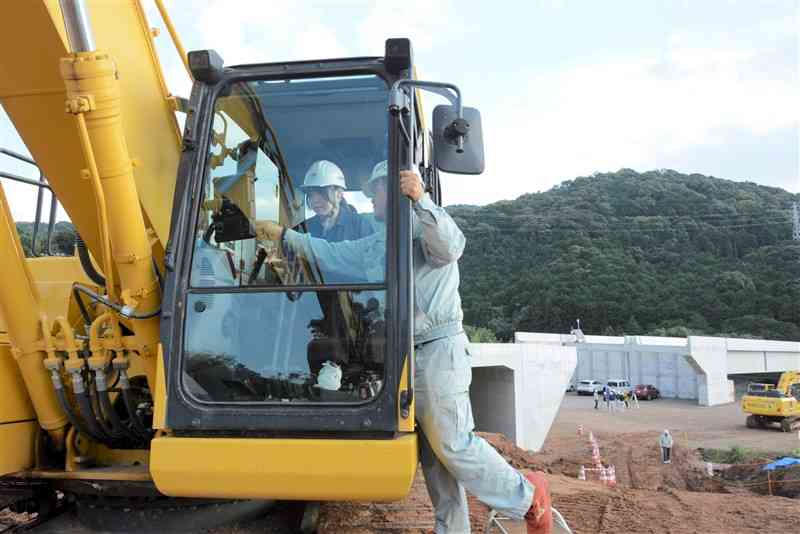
top-left (283, 228), bottom-right (369, 278)
top-left (401, 171), bottom-right (466, 268)
top-left (255, 219), bottom-right (374, 281)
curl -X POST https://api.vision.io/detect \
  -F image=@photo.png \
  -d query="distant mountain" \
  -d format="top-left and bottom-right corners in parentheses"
top-left (15, 221), bottom-right (75, 256)
top-left (449, 169), bottom-right (800, 341)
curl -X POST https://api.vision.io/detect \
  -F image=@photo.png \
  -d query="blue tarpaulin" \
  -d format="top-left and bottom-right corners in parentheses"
top-left (762, 457), bottom-right (800, 471)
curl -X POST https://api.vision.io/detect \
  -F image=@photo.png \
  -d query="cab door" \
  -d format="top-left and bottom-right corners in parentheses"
top-left (160, 59), bottom-right (413, 436)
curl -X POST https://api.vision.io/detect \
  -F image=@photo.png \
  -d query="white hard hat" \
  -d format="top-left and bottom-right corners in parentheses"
top-left (302, 160), bottom-right (346, 190)
top-left (364, 160), bottom-right (388, 198)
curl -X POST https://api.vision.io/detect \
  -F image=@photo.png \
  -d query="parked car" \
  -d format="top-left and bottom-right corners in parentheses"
top-left (606, 379), bottom-right (631, 395)
top-left (633, 384), bottom-right (660, 400)
top-left (576, 380), bottom-right (603, 396)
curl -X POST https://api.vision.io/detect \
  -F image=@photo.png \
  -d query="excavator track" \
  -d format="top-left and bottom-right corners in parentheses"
top-left (73, 495), bottom-right (274, 533)
top-left (1, 476), bottom-right (273, 533)
top-left (0, 481), bottom-right (65, 533)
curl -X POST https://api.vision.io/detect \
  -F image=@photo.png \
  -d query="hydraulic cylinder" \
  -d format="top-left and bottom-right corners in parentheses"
top-left (0, 183), bottom-right (68, 442)
top-left (60, 52), bottom-right (161, 387)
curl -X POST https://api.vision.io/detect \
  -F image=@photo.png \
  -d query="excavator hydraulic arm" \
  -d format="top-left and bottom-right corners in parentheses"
top-left (0, 0), bottom-right (183, 474)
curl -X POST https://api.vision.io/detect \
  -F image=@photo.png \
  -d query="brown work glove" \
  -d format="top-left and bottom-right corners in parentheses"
top-left (524, 471), bottom-right (553, 534)
top-left (255, 220), bottom-right (284, 241)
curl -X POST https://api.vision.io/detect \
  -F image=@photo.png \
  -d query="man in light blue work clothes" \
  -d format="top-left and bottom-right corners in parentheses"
top-left (256, 162), bottom-right (552, 534)
top-left (660, 429), bottom-right (673, 464)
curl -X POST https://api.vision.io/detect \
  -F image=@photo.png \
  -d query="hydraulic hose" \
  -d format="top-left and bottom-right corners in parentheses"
top-left (96, 368), bottom-right (141, 443)
top-left (119, 370), bottom-right (152, 440)
top-left (73, 283), bottom-right (161, 320)
top-left (87, 374), bottom-right (122, 439)
top-left (75, 234), bottom-right (106, 287)
top-left (51, 370), bottom-right (102, 442)
top-left (75, 389), bottom-right (113, 445)
top-left (90, 391), bottom-right (116, 438)
top-left (70, 372), bottom-right (113, 445)
top-left (72, 286), bottom-right (92, 327)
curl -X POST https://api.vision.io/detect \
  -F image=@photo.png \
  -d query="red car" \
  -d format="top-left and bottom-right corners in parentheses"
top-left (634, 384), bottom-right (660, 400)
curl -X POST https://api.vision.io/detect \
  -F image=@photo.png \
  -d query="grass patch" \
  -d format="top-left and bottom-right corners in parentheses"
top-left (700, 446), bottom-right (777, 464)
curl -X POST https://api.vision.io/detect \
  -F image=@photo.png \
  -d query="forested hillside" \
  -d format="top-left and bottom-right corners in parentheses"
top-left (449, 169), bottom-right (800, 341)
top-left (15, 221), bottom-right (75, 256)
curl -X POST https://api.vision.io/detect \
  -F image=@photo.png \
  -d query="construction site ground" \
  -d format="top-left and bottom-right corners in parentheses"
top-left (13, 396), bottom-right (800, 533)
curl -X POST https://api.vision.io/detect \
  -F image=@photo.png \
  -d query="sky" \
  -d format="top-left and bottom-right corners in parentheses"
top-left (0, 0), bottom-right (797, 220)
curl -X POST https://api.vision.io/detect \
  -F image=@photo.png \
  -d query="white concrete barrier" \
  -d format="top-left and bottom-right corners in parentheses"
top-left (685, 336), bottom-right (734, 406)
top-left (516, 331), bottom-right (799, 407)
top-left (468, 342), bottom-right (577, 452)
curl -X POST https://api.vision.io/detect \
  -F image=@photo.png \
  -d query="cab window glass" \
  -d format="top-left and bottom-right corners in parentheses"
top-left (184, 75), bottom-right (390, 404)
top-left (190, 75), bottom-right (389, 288)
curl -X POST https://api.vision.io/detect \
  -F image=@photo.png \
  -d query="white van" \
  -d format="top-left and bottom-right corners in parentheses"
top-left (606, 379), bottom-right (631, 394)
top-left (576, 380), bottom-right (603, 396)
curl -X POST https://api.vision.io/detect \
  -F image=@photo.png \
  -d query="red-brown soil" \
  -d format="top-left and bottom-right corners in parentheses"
top-left (316, 432), bottom-right (800, 533)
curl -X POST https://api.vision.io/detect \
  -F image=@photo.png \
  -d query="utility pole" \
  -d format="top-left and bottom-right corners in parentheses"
top-left (793, 202), bottom-right (800, 241)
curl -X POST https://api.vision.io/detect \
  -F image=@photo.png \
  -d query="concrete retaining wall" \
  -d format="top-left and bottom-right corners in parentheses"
top-left (467, 342), bottom-right (576, 452)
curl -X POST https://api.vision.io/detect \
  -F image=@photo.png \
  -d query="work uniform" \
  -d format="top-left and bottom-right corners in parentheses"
top-left (304, 199), bottom-right (374, 242)
top-left (284, 194), bottom-right (534, 533)
top-left (660, 431), bottom-right (673, 463)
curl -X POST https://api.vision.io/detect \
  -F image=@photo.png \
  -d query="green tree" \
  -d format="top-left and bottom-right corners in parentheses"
top-left (464, 325), bottom-right (498, 343)
top-left (623, 315), bottom-right (642, 335)
top-left (52, 230), bottom-right (76, 256)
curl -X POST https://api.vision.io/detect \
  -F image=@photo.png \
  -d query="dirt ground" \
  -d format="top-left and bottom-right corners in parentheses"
top-left (12, 394), bottom-right (800, 533)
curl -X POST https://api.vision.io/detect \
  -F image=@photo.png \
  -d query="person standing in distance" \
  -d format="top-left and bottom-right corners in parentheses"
top-left (660, 430), bottom-right (674, 464)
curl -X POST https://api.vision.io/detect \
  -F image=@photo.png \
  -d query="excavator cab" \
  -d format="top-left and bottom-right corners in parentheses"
top-left (151, 40), bottom-right (486, 501)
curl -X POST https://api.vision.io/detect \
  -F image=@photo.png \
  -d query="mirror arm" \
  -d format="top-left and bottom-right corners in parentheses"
top-left (390, 80), bottom-right (462, 117)
top-left (389, 80), bottom-right (465, 152)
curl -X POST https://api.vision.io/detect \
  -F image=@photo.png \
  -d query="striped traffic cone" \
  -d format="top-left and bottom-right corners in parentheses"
top-left (607, 465), bottom-right (617, 487)
top-left (592, 446), bottom-right (601, 467)
top-left (598, 466), bottom-right (607, 485)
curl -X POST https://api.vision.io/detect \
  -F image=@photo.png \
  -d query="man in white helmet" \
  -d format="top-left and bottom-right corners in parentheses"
top-left (256, 161), bottom-right (552, 534)
top-left (300, 160), bottom-right (374, 243)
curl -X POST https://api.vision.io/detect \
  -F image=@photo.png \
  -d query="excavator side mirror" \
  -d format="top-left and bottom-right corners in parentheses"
top-left (432, 105), bottom-right (485, 175)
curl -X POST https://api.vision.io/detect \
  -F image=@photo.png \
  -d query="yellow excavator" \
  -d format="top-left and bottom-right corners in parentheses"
top-left (0, 1), bottom-right (487, 530)
top-left (743, 371), bottom-right (800, 432)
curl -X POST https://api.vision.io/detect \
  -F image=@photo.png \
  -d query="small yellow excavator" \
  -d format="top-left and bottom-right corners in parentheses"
top-left (742, 371), bottom-right (800, 432)
top-left (0, 0), bottom-right (489, 530)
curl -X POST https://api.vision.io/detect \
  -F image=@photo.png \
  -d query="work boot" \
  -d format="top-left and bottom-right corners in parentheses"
top-left (523, 471), bottom-right (553, 534)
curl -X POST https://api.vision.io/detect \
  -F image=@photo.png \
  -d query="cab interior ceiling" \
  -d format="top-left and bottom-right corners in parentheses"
top-left (227, 76), bottom-right (389, 191)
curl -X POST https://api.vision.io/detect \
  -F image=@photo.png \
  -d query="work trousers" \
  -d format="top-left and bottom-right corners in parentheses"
top-left (661, 446), bottom-right (672, 463)
top-left (415, 333), bottom-right (533, 534)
